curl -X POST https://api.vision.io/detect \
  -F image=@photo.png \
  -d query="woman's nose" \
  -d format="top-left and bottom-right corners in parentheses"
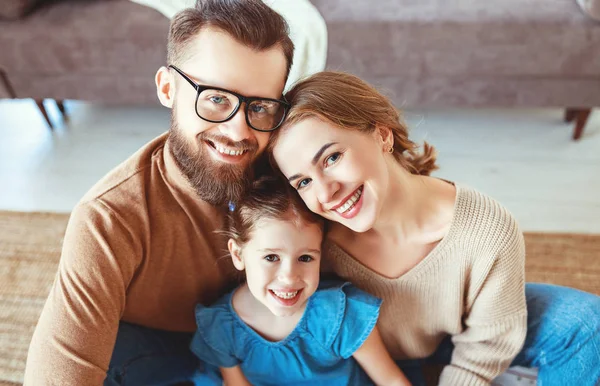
top-left (315, 177), bottom-right (341, 207)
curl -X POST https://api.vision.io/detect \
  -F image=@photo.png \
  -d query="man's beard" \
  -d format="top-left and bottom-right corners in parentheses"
top-left (167, 117), bottom-right (258, 206)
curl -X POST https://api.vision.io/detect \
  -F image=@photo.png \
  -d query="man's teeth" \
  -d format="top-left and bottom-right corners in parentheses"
top-left (335, 187), bottom-right (363, 214)
top-left (272, 290), bottom-right (299, 299)
top-left (215, 144), bottom-right (245, 156)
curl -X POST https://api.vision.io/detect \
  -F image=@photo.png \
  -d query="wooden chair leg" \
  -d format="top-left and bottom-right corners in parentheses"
top-left (565, 108), bottom-right (577, 123)
top-left (56, 100), bottom-right (68, 121)
top-left (35, 99), bottom-right (53, 129)
top-left (572, 108), bottom-right (591, 141)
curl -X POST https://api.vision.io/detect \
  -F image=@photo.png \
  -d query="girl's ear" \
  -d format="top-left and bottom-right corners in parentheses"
top-left (228, 239), bottom-right (245, 271)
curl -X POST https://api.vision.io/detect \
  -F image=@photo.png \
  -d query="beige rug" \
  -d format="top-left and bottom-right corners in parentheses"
top-left (0, 211), bottom-right (599, 384)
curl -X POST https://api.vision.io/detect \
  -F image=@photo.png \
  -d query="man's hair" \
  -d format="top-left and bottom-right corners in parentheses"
top-left (167, 0), bottom-right (294, 78)
top-left (226, 176), bottom-right (324, 247)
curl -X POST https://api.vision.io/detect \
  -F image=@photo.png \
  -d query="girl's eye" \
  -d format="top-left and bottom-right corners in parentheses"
top-left (298, 255), bottom-right (313, 263)
top-left (264, 254), bottom-right (279, 262)
top-left (325, 152), bottom-right (341, 166)
top-left (296, 178), bottom-right (311, 190)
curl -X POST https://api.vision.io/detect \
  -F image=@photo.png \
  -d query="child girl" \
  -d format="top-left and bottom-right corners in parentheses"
top-left (190, 177), bottom-right (411, 386)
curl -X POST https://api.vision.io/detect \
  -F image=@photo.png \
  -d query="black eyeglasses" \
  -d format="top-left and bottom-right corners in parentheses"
top-left (168, 65), bottom-right (289, 132)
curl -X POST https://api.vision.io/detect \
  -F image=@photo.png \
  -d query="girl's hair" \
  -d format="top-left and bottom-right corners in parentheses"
top-left (270, 71), bottom-right (438, 176)
top-left (227, 176), bottom-right (324, 246)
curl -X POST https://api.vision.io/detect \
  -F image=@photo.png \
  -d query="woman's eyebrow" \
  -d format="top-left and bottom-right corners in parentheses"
top-left (311, 142), bottom-right (337, 165)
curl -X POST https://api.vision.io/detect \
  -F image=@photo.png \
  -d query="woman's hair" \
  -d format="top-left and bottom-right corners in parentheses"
top-left (227, 176), bottom-right (324, 247)
top-left (168, 0), bottom-right (294, 79)
top-left (270, 71), bottom-right (438, 176)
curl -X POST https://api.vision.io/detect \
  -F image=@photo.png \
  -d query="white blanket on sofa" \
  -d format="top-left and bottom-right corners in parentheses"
top-left (130, 0), bottom-right (328, 91)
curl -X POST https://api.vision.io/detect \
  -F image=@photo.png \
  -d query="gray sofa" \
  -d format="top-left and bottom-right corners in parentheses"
top-left (1, 0), bottom-right (599, 138)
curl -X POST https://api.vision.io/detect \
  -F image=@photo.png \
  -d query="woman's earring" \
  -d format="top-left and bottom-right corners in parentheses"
top-left (387, 146), bottom-right (394, 154)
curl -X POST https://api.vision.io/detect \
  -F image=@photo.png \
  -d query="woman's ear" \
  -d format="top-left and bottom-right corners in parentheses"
top-left (375, 124), bottom-right (394, 150)
top-left (228, 239), bottom-right (245, 271)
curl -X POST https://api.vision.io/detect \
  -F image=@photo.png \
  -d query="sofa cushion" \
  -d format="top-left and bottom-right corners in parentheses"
top-left (0, 0), bottom-right (169, 103)
top-left (0, 0), bottom-right (42, 20)
top-left (310, 0), bottom-right (600, 106)
top-left (0, 0), bottom-right (168, 75)
top-left (312, 0), bottom-right (600, 79)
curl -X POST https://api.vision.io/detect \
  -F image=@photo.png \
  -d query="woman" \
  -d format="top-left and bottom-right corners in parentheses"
top-left (269, 71), bottom-right (600, 385)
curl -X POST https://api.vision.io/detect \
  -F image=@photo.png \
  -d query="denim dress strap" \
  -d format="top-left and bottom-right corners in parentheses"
top-left (307, 281), bottom-right (383, 359)
top-left (190, 295), bottom-right (241, 369)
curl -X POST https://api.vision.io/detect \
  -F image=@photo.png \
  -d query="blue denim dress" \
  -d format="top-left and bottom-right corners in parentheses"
top-left (190, 281), bottom-right (381, 386)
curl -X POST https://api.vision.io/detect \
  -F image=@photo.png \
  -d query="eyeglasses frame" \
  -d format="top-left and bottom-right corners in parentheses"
top-left (168, 65), bottom-right (290, 132)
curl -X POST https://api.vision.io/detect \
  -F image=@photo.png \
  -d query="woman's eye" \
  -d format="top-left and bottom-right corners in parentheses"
top-left (325, 152), bottom-right (341, 166)
top-left (298, 255), bottom-right (313, 263)
top-left (296, 178), bottom-right (311, 190)
top-left (264, 254), bottom-right (279, 262)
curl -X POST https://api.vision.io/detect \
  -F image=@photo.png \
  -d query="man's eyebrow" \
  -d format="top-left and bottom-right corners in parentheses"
top-left (287, 142), bottom-right (338, 183)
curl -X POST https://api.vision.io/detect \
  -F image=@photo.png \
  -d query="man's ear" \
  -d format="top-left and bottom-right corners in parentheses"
top-left (228, 239), bottom-right (245, 271)
top-left (155, 66), bottom-right (174, 108)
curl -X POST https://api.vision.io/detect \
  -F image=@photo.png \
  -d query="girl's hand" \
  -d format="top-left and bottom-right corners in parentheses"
top-left (220, 365), bottom-right (252, 386)
top-left (353, 326), bottom-right (412, 386)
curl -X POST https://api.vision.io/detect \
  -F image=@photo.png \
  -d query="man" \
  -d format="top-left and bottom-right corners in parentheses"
top-left (23, 1), bottom-right (293, 384)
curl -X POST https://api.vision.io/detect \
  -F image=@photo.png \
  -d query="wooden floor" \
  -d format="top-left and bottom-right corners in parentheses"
top-left (0, 99), bottom-right (598, 233)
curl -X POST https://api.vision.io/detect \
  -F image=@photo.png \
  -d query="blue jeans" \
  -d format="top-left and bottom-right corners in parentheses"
top-left (104, 322), bottom-right (220, 386)
top-left (398, 284), bottom-right (600, 386)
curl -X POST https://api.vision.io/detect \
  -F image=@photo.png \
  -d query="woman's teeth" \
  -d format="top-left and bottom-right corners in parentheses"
top-left (272, 290), bottom-right (299, 299)
top-left (335, 187), bottom-right (363, 214)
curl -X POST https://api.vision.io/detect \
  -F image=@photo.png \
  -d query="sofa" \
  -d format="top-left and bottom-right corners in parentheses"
top-left (1, 0), bottom-right (599, 139)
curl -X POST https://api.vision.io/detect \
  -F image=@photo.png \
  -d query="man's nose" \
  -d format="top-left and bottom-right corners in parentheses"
top-left (220, 105), bottom-right (252, 142)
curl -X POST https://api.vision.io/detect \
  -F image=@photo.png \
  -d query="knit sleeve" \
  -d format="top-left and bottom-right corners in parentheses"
top-left (24, 201), bottom-right (141, 385)
top-left (439, 214), bottom-right (527, 386)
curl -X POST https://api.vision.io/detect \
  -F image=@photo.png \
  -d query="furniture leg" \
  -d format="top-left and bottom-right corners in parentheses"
top-left (56, 100), bottom-right (68, 121)
top-left (565, 108), bottom-right (577, 123)
top-left (35, 99), bottom-right (53, 129)
top-left (572, 108), bottom-right (591, 141)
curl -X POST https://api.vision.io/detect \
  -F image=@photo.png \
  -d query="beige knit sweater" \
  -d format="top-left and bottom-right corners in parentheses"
top-left (323, 185), bottom-right (527, 386)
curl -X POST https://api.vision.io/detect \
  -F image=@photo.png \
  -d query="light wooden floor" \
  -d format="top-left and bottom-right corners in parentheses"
top-left (1, 99), bottom-right (598, 233)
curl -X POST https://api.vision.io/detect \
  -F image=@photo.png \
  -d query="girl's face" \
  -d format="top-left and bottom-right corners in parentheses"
top-left (230, 216), bottom-right (322, 317)
top-left (273, 117), bottom-right (391, 233)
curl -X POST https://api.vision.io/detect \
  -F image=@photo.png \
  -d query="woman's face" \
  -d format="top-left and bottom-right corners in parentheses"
top-left (273, 117), bottom-right (391, 233)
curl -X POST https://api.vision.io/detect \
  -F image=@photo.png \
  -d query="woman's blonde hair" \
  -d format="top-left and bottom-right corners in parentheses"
top-left (271, 71), bottom-right (438, 176)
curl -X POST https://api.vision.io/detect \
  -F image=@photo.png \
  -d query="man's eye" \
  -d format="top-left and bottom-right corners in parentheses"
top-left (264, 254), bottom-right (279, 262)
top-left (250, 104), bottom-right (266, 114)
top-left (209, 95), bottom-right (228, 104)
top-left (296, 178), bottom-right (311, 190)
top-left (298, 255), bottom-right (313, 263)
top-left (325, 152), bottom-right (341, 166)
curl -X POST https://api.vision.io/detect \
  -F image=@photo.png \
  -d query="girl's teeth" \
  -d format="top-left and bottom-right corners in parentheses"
top-left (272, 290), bottom-right (299, 299)
top-left (335, 187), bottom-right (363, 214)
